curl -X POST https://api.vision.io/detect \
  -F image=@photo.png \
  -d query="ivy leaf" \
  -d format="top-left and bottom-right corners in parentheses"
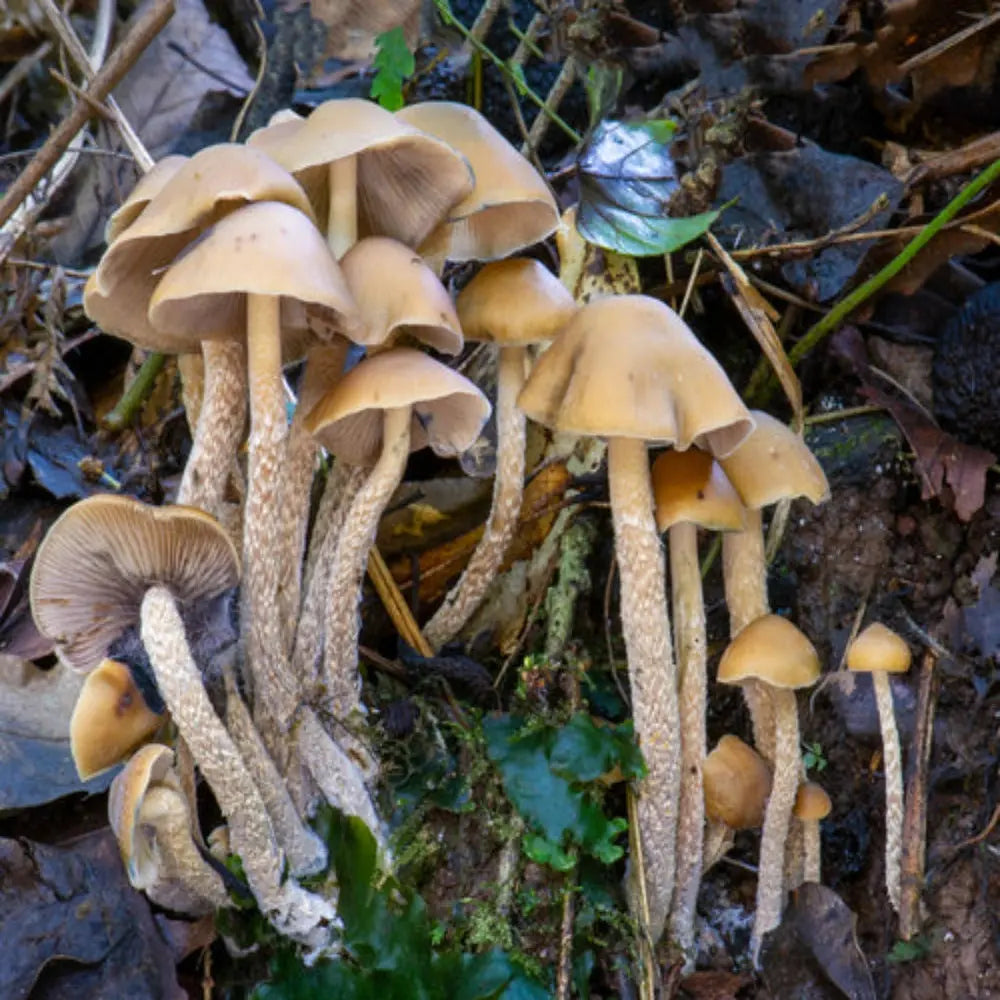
top-left (370, 26), bottom-right (414, 112)
top-left (549, 713), bottom-right (645, 783)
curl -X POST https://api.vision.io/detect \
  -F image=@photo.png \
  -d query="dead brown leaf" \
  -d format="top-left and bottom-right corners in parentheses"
top-left (679, 969), bottom-right (752, 999)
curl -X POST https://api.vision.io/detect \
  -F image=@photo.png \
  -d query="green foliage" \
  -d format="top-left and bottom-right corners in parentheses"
top-left (370, 26), bottom-right (415, 111)
top-left (483, 713), bottom-right (643, 870)
top-left (802, 740), bottom-right (828, 774)
top-left (887, 936), bottom-right (931, 964)
top-left (253, 810), bottom-right (544, 999)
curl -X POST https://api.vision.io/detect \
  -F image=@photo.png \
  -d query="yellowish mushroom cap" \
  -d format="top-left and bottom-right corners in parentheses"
top-left (30, 495), bottom-right (240, 673)
top-left (794, 781), bottom-right (832, 821)
top-left (846, 622), bottom-right (912, 674)
top-left (703, 734), bottom-right (772, 829)
top-left (456, 258), bottom-right (577, 347)
top-left (517, 295), bottom-right (754, 456)
top-left (717, 613), bottom-right (821, 689)
top-left (719, 409), bottom-right (829, 510)
top-left (105, 154), bottom-right (189, 243)
top-left (651, 448), bottom-right (746, 533)
top-left (70, 658), bottom-right (166, 779)
top-left (397, 101), bottom-right (559, 262)
top-left (304, 346), bottom-right (491, 466)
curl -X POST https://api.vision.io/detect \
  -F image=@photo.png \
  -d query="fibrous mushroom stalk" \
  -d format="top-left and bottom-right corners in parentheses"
top-left (873, 669), bottom-right (904, 913)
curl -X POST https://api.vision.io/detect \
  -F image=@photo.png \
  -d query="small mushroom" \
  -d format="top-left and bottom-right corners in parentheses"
top-left (792, 781), bottom-right (832, 885)
top-left (846, 621), bottom-right (911, 913)
top-left (70, 658), bottom-right (166, 779)
top-left (422, 258), bottom-right (577, 650)
top-left (717, 613), bottom-right (820, 963)
top-left (651, 447), bottom-right (745, 953)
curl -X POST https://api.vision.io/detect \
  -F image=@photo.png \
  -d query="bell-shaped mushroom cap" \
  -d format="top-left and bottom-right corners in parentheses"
top-left (304, 346), bottom-right (491, 467)
top-left (517, 295), bottom-right (755, 457)
top-left (397, 101), bottom-right (559, 262)
top-left (717, 613), bottom-right (821, 689)
top-left (703, 734), bottom-right (772, 829)
top-left (105, 154), bottom-right (189, 243)
top-left (109, 742), bottom-right (179, 869)
top-left (30, 495), bottom-right (240, 673)
top-left (148, 201), bottom-right (363, 346)
top-left (247, 97), bottom-right (473, 249)
top-left (87, 144), bottom-right (316, 352)
top-left (846, 622), bottom-right (912, 674)
top-left (794, 781), bottom-right (832, 821)
top-left (456, 258), bottom-right (576, 347)
top-left (339, 236), bottom-right (463, 354)
top-left (652, 448), bottom-right (746, 533)
top-left (70, 658), bottom-right (165, 779)
top-left (719, 409), bottom-right (829, 510)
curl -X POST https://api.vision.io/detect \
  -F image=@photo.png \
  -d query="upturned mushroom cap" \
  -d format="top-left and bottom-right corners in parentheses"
top-left (105, 154), bottom-right (188, 242)
top-left (148, 201), bottom-right (363, 345)
top-left (703, 734), bottom-right (772, 829)
top-left (247, 97), bottom-right (473, 249)
top-left (847, 622), bottom-right (912, 674)
top-left (456, 258), bottom-right (577, 347)
top-left (87, 145), bottom-right (317, 352)
top-left (517, 295), bottom-right (754, 456)
top-left (794, 781), bottom-right (832, 821)
top-left (338, 236), bottom-right (463, 354)
top-left (651, 448), bottom-right (746, 533)
top-left (397, 101), bottom-right (559, 262)
top-left (717, 613), bottom-right (821, 689)
top-left (70, 658), bottom-right (165, 779)
top-left (719, 409), bottom-right (829, 510)
top-left (30, 495), bottom-right (240, 673)
top-left (304, 346), bottom-right (491, 466)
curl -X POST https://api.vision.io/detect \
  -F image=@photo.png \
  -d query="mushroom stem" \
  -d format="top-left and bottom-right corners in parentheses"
top-left (140, 586), bottom-right (336, 947)
top-left (703, 821), bottom-right (735, 872)
top-left (784, 821), bottom-right (805, 889)
top-left (802, 818), bottom-right (822, 883)
top-left (423, 344), bottom-right (526, 650)
top-left (872, 669), bottom-right (903, 913)
top-left (751, 687), bottom-right (800, 965)
top-left (722, 509), bottom-right (776, 760)
top-left (321, 406), bottom-right (412, 721)
top-left (178, 339), bottom-right (247, 518)
top-left (244, 294), bottom-right (298, 732)
top-left (607, 435), bottom-right (680, 943)
top-left (327, 156), bottom-right (358, 257)
top-left (666, 520), bottom-right (706, 957)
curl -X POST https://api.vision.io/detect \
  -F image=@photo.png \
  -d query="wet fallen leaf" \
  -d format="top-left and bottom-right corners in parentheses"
top-left (680, 970), bottom-right (752, 999)
top-left (833, 326), bottom-right (994, 521)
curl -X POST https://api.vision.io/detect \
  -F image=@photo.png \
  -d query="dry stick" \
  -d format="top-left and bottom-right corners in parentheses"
top-left (0, 0), bottom-right (175, 232)
top-left (899, 649), bottom-right (937, 941)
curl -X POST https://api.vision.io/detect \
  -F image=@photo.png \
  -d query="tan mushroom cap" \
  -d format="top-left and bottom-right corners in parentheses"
top-left (651, 448), bottom-right (746, 533)
top-left (794, 781), bottom-right (832, 821)
top-left (148, 201), bottom-right (363, 345)
top-left (87, 144), bottom-right (316, 352)
top-left (703, 734), bottom-right (772, 829)
top-left (720, 409), bottom-right (829, 510)
top-left (304, 346), bottom-right (491, 467)
top-left (339, 236), bottom-right (463, 354)
top-left (30, 495), bottom-right (240, 673)
top-left (247, 97), bottom-right (473, 249)
top-left (517, 295), bottom-right (755, 456)
top-left (717, 613), bottom-right (821, 689)
top-left (847, 622), bottom-right (912, 674)
top-left (397, 101), bottom-right (559, 262)
top-left (456, 258), bottom-right (577, 347)
top-left (105, 154), bottom-right (189, 243)
top-left (70, 658), bottom-right (165, 780)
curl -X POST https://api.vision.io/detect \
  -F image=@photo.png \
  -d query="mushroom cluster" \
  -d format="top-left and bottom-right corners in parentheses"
top-left (29, 94), bottom-right (847, 971)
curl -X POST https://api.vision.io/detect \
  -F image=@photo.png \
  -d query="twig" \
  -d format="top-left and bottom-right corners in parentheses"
top-left (0, 0), bottom-right (174, 235)
top-left (899, 649), bottom-right (937, 941)
top-left (678, 248), bottom-right (703, 319)
top-left (940, 801), bottom-right (1000, 859)
top-left (103, 351), bottom-right (167, 431)
top-left (897, 7), bottom-right (1000, 73)
top-left (524, 56), bottom-right (577, 156)
top-left (367, 546), bottom-right (433, 658)
top-left (0, 41), bottom-right (52, 108)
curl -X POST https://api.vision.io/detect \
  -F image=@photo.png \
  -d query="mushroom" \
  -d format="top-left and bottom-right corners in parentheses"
top-left (651, 447), bottom-right (745, 953)
top-left (846, 621), bottom-right (912, 913)
top-left (791, 781), bottom-right (832, 885)
top-left (104, 153), bottom-right (188, 243)
top-left (303, 346), bottom-right (491, 723)
top-left (422, 258), bottom-right (577, 650)
top-left (69, 657), bottom-right (165, 779)
top-left (109, 743), bottom-right (230, 915)
top-left (717, 613), bottom-right (820, 963)
top-left (517, 294), bottom-right (753, 941)
top-left (718, 410), bottom-right (829, 761)
top-left (702, 734), bottom-right (772, 869)
top-left (29, 495), bottom-right (333, 942)
top-left (148, 200), bottom-right (362, 732)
